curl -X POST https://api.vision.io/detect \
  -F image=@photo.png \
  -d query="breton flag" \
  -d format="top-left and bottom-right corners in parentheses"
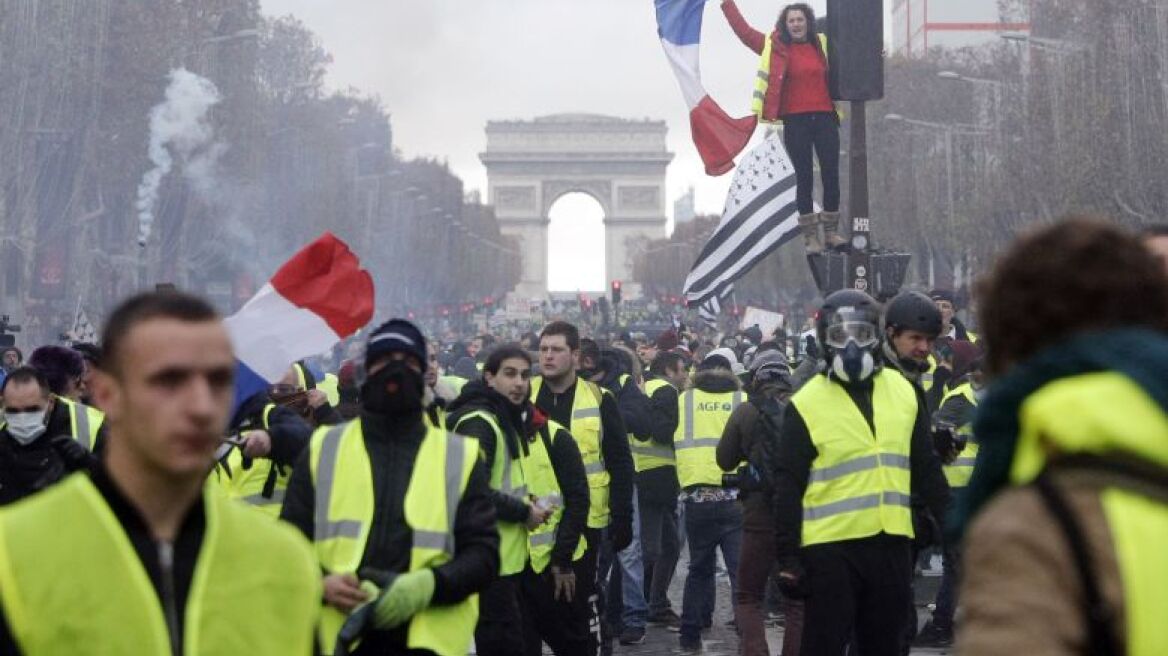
top-left (683, 132), bottom-right (802, 305)
top-left (226, 232), bottom-right (374, 413)
top-left (656, 0), bottom-right (756, 176)
top-left (698, 283), bottom-right (734, 329)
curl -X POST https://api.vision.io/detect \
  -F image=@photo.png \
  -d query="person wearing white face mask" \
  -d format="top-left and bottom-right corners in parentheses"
top-left (0, 367), bottom-right (94, 506)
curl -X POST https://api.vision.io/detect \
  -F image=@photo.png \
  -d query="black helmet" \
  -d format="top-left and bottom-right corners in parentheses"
top-left (815, 290), bottom-right (884, 384)
top-left (883, 291), bottom-right (943, 339)
top-left (815, 290), bottom-right (882, 354)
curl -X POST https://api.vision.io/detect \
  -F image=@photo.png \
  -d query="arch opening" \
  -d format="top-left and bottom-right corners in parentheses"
top-left (547, 192), bottom-right (605, 292)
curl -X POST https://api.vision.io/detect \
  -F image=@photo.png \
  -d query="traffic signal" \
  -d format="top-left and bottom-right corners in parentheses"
top-left (826, 0), bottom-right (884, 101)
top-left (611, 280), bottom-right (622, 305)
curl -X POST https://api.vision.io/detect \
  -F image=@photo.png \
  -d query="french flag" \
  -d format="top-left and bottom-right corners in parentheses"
top-left (656, 0), bottom-right (757, 176)
top-left (226, 232), bottom-right (374, 413)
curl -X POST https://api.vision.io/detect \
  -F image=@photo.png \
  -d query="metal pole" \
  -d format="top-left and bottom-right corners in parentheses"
top-left (848, 100), bottom-right (872, 293)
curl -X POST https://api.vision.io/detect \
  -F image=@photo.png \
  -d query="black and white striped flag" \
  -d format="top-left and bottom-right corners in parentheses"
top-left (698, 283), bottom-right (734, 329)
top-left (684, 133), bottom-right (802, 306)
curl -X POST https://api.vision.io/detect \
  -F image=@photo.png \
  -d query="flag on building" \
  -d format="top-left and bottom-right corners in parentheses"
top-left (683, 133), bottom-right (802, 305)
top-left (655, 0), bottom-right (756, 176)
top-left (226, 232), bottom-right (374, 414)
top-left (66, 308), bottom-right (98, 345)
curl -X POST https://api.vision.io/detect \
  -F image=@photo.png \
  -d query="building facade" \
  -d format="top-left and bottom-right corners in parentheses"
top-left (891, 0), bottom-right (1030, 56)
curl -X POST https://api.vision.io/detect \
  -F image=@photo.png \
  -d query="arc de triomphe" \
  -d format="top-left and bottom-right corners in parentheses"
top-left (480, 114), bottom-right (674, 299)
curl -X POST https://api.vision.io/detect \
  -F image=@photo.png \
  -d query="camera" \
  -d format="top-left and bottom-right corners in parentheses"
top-left (722, 463), bottom-right (766, 492)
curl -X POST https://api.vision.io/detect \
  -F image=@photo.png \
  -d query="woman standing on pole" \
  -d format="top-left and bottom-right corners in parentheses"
top-left (721, 1), bottom-right (843, 254)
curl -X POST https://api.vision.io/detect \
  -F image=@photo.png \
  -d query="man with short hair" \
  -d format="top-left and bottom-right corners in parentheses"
top-left (0, 291), bottom-right (321, 654)
top-left (28, 345), bottom-right (107, 453)
top-left (533, 321), bottom-right (635, 655)
top-left (0, 367), bottom-right (94, 506)
top-left (0, 348), bottom-right (21, 374)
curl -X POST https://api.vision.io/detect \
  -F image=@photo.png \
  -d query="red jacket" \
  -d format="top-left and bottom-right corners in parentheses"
top-left (721, 0), bottom-right (829, 123)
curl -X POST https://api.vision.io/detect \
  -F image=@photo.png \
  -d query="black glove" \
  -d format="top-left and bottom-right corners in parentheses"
top-left (776, 558), bottom-right (809, 599)
top-left (609, 517), bottom-right (633, 552)
top-left (803, 335), bottom-right (819, 361)
top-left (48, 434), bottom-right (95, 471)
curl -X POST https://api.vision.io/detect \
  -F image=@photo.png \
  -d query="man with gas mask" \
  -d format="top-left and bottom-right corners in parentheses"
top-left (280, 319), bottom-right (499, 656)
top-left (0, 367), bottom-right (95, 505)
top-left (771, 290), bottom-right (949, 656)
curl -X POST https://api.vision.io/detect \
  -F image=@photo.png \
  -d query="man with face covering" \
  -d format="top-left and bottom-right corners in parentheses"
top-left (770, 290), bottom-right (949, 656)
top-left (280, 319), bottom-right (499, 656)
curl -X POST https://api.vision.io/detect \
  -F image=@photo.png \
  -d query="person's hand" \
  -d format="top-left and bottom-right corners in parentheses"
top-left (550, 565), bottom-right (576, 602)
top-left (777, 561), bottom-right (809, 599)
top-left (242, 430), bottom-right (272, 458)
top-left (306, 388), bottom-right (328, 409)
top-left (609, 518), bottom-right (633, 552)
top-left (323, 573), bottom-right (371, 612)
top-left (48, 433), bottom-right (93, 469)
top-left (804, 335), bottom-right (819, 361)
top-left (372, 569), bottom-right (436, 629)
top-left (525, 503), bottom-right (552, 530)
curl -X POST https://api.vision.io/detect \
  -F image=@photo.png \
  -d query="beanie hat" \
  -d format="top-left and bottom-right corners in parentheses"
top-left (655, 329), bottom-right (679, 352)
top-left (29, 346), bottom-right (85, 396)
top-left (748, 349), bottom-right (790, 374)
top-left (365, 319), bottom-right (428, 373)
top-left (929, 289), bottom-right (957, 305)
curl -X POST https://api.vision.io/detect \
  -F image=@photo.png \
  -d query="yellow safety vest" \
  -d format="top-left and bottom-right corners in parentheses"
top-left (0, 474), bottom-right (320, 655)
top-left (442, 375), bottom-right (468, 395)
top-left (215, 404), bottom-right (289, 517)
top-left (753, 33), bottom-right (837, 124)
top-left (57, 397), bottom-right (104, 451)
top-left (319, 373), bottom-right (341, 407)
top-left (631, 379), bottom-right (676, 473)
top-left (793, 370), bottom-right (918, 547)
top-left (530, 376), bottom-right (612, 528)
top-left (674, 388), bottom-right (743, 488)
top-left (453, 410), bottom-right (529, 576)
top-left (1007, 371), bottom-right (1168, 655)
top-left (527, 420), bottom-right (589, 574)
top-left (921, 354), bottom-right (938, 392)
top-left (309, 420), bottom-right (479, 656)
top-left (939, 381), bottom-right (979, 488)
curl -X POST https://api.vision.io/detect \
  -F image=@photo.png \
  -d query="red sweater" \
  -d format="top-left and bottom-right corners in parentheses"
top-left (779, 42), bottom-right (834, 117)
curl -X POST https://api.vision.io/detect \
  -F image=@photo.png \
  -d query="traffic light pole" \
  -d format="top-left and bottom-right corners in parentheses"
top-left (848, 100), bottom-right (872, 294)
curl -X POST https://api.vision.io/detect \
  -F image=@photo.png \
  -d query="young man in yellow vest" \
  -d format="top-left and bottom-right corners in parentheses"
top-left (280, 319), bottom-right (499, 656)
top-left (773, 290), bottom-right (949, 656)
top-left (673, 351), bottom-right (746, 653)
top-left (532, 321), bottom-right (635, 656)
top-left (0, 291), bottom-right (321, 655)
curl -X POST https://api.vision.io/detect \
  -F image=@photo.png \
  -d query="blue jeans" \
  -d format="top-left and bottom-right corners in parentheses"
top-left (680, 499), bottom-right (743, 643)
top-left (603, 489), bottom-right (649, 631)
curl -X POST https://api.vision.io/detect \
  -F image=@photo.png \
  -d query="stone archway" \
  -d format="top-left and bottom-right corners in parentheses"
top-left (480, 114), bottom-right (673, 299)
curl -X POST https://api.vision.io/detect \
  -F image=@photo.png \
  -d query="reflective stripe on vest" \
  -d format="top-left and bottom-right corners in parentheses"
top-left (526, 421), bottom-right (588, 574)
top-left (631, 379), bottom-right (677, 472)
top-left (793, 371), bottom-right (917, 546)
top-left (940, 381), bottom-right (980, 488)
top-left (530, 377), bottom-right (611, 528)
top-left (454, 410), bottom-right (529, 575)
top-left (310, 420), bottom-right (478, 656)
top-left (0, 474), bottom-right (320, 655)
top-left (674, 389), bottom-right (743, 488)
top-left (61, 398), bottom-right (103, 452)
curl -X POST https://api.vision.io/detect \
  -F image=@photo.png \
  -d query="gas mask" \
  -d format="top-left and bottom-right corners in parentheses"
top-left (361, 360), bottom-right (425, 416)
top-left (5, 409), bottom-right (48, 445)
top-left (824, 320), bottom-right (881, 384)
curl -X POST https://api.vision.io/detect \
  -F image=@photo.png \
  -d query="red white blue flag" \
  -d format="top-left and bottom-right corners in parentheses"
top-left (656, 0), bottom-right (756, 176)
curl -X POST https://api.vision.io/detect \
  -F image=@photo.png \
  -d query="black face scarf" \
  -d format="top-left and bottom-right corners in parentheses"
top-left (361, 361), bottom-right (425, 417)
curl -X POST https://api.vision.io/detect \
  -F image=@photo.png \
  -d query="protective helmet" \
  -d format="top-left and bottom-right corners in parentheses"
top-left (815, 289), bottom-right (883, 383)
top-left (883, 291), bottom-right (943, 339)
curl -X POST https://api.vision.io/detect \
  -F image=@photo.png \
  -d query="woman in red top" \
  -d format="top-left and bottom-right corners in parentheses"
top-left (722, 1), bottom-right (843, 254)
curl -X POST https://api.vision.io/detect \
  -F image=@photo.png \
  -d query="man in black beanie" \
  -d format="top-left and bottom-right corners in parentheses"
top-left (281, 319), bottom-right (499, 656)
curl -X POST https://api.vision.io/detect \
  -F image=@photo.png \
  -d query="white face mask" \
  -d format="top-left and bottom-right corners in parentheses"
top-left (5, 410), bottom-right (47, 445)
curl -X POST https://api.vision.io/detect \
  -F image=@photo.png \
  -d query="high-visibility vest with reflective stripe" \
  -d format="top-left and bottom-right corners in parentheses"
top-left (441, 375), bottom-right (468, 395)
top-left (527, 420), bottom-right (588, 574)
top-left (0, 474), bottom-right (320, 655)
top-left (753, 33), bottom-right (836, 123)
top-left (217, 404), bottom-right (288, 517)
top-left (1007, 371), bottom-right (1168, 655)
top-left (58, 397), bottom-right (103, 452)
top-left (674, 389), bottom-right (743, 488)
top-left (793, 371), bottom-right (918, 547)
top-left (631, 379), bottom-right (676, 473)
top-left (309, 420), bottom-right (479, 656)
top-left (940, 381), bottom-right (979, 488)
top-left (454, 409), bottom-right (529, 576)
top-left (530, 377), bottom-right (611, 528)
top-left (319, 373), bottom-right (340, 407)
top-left (921, 354), bottom-right (938, 392)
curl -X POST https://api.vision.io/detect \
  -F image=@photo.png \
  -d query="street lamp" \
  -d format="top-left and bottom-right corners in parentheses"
top-left (1000, 33), bottom-right (1087, 54)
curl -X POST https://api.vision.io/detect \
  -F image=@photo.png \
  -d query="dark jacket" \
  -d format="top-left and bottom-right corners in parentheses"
top-left (717, 387), bottom-right (786, 528)
top-left (280, 411), bottom-right (499, 653)
top-left (638, 378), bottom-right (681, 506)
top-left (0, 463), bottom-right (206, 655)
top-left (232, 392), bottom-right (312, 469)
top-left (445, 381), bottom-right (532, 525)
top-left (46, 397), bottom-right (109, 454)
top-left (534, 377), bottom-right (635, 525)
top-left (772, 373), bottom-right (950, 565)
top-left (0, 427), bottom-right (94, 506)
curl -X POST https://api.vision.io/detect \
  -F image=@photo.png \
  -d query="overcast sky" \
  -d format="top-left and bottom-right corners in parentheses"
top-left (258, 0), bottom-right (891, 290)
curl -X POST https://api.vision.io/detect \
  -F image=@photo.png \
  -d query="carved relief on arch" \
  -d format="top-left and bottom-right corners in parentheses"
top-left (541, 180), bottom-right (612, 217)
top-left (495, 186), bottom-right (537, 210)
